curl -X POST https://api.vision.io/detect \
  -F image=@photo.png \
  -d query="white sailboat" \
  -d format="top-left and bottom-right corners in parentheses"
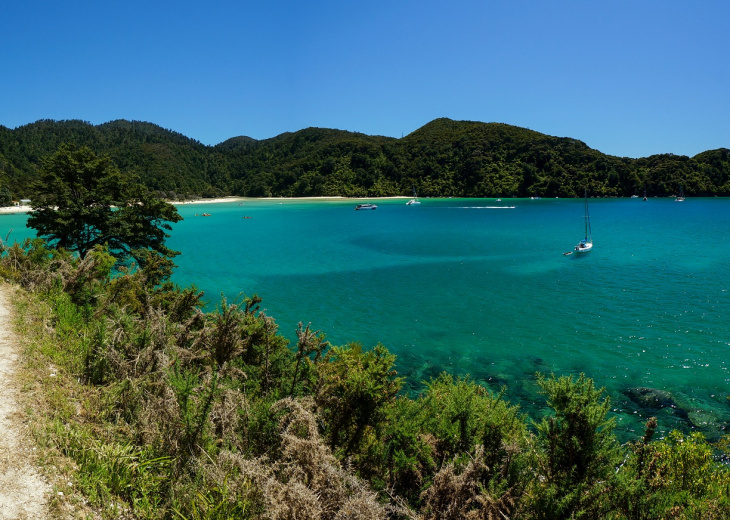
top-left (575, 191), bottom-right (593, 253)
top-left (406, 186), bottom-right (421, 205)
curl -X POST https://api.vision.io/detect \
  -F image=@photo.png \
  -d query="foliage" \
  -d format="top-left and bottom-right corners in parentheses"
top-left (289, 321), bottom-right (329, 397)
top-left (2, 119), bottom-right (730, 201)
top-left (611, 425), bottom-right (730, 519)
top-left (527, 372), bottom-right (621, 519)
top-left (26, 143), bottom-right (181, 264)
top-left (415, 374), bottom-right (529, 518)
top-left (420, 445), bottom-right (519, 520)
top-left (315, 342), bottom-right (403, 455)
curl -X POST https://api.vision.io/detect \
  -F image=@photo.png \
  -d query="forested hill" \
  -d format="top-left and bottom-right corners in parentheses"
top-left (1, 117), bottom-right (729, 201)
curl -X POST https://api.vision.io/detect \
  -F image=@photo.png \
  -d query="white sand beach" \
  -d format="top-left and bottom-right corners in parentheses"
top-left (0, 205), bottom-right (32, 215)
top-left (171, 195), bottom-right (410, 205)
top-left (170, 197), bottom-right (245, 205)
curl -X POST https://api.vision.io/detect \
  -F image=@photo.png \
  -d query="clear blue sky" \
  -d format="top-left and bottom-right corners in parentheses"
top-left (3, 1), bottom-right (728, 158)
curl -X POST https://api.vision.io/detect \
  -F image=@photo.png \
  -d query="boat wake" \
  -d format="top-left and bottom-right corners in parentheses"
top-left (456, 206), bottom-right (516, 209)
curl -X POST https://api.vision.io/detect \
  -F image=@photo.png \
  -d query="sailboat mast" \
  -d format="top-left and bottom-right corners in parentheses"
top-left (572, 190), bottom-right (593, 253)
top-left (584, 191), bottom-right (591, 240)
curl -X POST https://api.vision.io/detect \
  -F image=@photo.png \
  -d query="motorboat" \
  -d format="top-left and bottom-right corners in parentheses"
top-left (355, 203), bottom-right (377, 210)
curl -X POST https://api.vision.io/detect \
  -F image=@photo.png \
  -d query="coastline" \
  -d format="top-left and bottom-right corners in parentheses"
top-left (169, 195), bottom-right (410, 205)
top-left (0, 196), bottom-right (414, 214)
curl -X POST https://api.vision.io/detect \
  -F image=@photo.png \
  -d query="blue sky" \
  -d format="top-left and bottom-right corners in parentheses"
top-left (2, 1), bottom-right (728, 158)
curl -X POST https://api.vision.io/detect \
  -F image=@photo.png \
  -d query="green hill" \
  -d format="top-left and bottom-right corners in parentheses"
top-left (1, 118), bottom-right (728, 201)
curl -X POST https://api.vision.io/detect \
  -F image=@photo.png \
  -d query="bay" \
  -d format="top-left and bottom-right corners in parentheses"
top-left (4, 197), bottom-right (729, 440)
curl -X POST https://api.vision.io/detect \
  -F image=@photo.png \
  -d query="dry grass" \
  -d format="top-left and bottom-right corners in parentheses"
top-left (420, 445), bottom-right (517, 520)
top-left (194, 397), bottom-right (394, 520)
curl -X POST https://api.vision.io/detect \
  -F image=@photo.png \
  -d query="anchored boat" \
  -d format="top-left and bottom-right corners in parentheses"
top-left (574, 191), bottom-right (593, 253)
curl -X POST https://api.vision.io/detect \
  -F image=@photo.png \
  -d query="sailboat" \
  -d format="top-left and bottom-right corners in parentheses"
top-left (675, 186), bottom-right (685, 202)
top-left (575, 191), bottom-right (593, 253)
top-left (406, 186), bottom-right (421, 205)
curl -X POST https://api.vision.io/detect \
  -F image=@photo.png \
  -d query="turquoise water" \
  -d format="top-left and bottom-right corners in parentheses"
top-left (4, 198), bottom-right (729, 440)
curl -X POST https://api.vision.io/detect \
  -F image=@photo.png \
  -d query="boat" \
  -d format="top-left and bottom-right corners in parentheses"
top-left (355, 203), bottom-right (377, 210)
top-left (406, 186), bottom-right (421, 205)
top-left (676, 186), bottom-right (685, 202)
top-left (574, 191), bottom-right (593, 253)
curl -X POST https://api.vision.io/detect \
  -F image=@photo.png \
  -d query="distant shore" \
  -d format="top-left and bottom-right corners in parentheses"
top-left (0, 196), bottom-right (415, 215)
top-left (169, 195), bottom-right (410, 205)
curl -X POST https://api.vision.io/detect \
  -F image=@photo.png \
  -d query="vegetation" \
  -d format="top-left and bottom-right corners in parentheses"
top-left (3, 143), bottom-right (730, 518)
top-left (2, 118), bottom-right (730, 201)
top-left (27, 144), bottom-right (181, 266)
top-left (2, 240), bottom-right (728, 518)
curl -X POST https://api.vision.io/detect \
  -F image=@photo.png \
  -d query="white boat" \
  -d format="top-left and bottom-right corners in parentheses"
top-left (355, 203), bottom-right (377, 210)
top-left (676, 186), bottom-right (685, 202)
top-left (406, 186), bottom-right (421, 205)
top-left (574, 191), bottom-right (593, 253)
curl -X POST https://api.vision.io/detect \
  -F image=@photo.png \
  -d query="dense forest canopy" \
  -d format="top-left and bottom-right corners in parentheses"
top-left (1, 118), bottom-right (729, 202)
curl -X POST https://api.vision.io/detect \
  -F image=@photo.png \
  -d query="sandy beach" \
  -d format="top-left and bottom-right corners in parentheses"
top-left (170, 195), bottom-right (410, 205)
top-left (0, 205), bottom-right (31, 215)
top-left (170, 196), bottom-right (246, 205)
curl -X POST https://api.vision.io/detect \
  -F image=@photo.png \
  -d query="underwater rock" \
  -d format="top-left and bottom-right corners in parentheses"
top-left (687, 409), bottom-right (714, 429)
top-left (624, 387), bottom-right (689, 420)
top-left (686, 408), bottom-right (728, 440)
top-left (625, 387), bottom-right (675, 408)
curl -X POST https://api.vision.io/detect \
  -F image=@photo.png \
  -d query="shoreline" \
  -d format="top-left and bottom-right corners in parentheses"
top-left (169, 195), bottom-right (411, 205)
top-left (0, 197), bottom-right (412, 214)
top-left (0, 205), bottom-right (31, 215)
top-left (0, 195), bottom-right (701, 214)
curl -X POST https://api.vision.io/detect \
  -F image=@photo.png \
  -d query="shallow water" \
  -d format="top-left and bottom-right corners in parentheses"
top-left (4, 197), bottom-right (729, 441)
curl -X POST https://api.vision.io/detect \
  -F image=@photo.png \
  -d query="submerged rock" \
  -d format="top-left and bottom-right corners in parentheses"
top-left (686, 408), bottom-right (729, 440)
top-left (625, 387), bottom-right (675, 408)
top-left (623, 387), bottom-right (689, 420)
top-left (623, 387), bottom-right (730, 440)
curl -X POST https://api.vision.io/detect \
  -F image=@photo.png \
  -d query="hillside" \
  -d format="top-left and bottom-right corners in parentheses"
top-left (1, 118), bottom-right (729, 201)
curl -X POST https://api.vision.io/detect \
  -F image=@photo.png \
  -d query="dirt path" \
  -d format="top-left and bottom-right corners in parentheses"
top-left (0, 284), bottom-right (50, 519)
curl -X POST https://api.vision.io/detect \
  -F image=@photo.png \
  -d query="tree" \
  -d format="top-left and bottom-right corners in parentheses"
top-left (27, 144), bottom-right (182, 266)
top-left (0, 186), bottom-right (12, 207)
